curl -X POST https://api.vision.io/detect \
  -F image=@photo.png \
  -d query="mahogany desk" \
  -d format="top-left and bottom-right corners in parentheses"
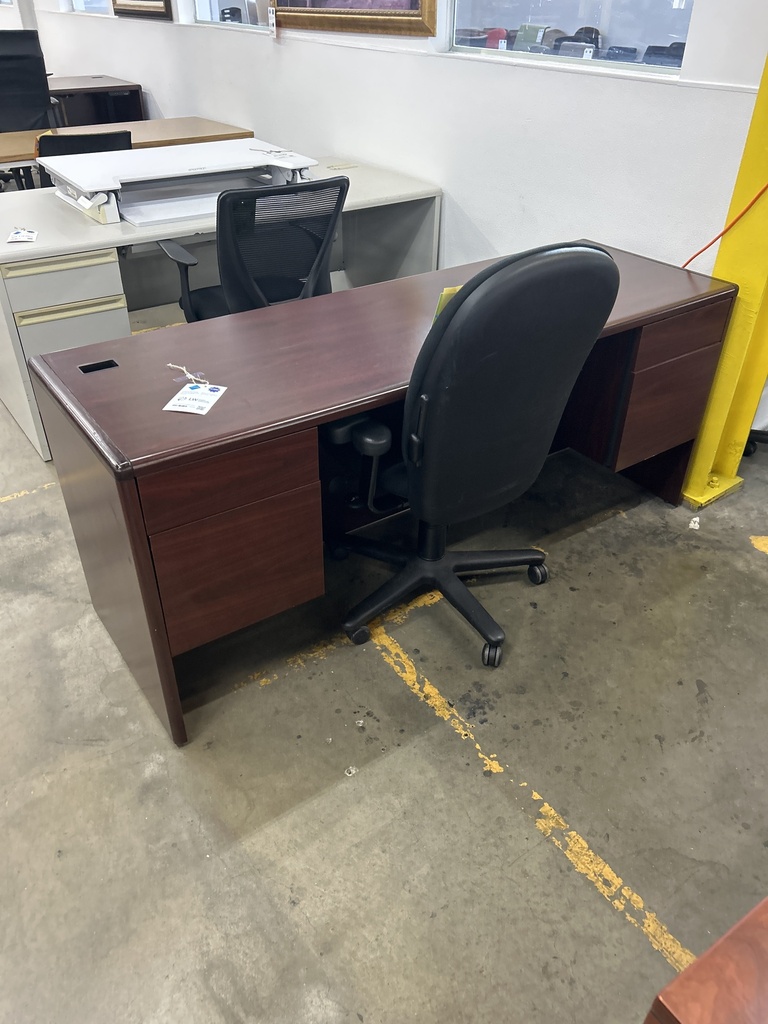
top-left (28, 246), bottom-right (736, 744)
top-left (644, 897), bottom-right (768, 1024)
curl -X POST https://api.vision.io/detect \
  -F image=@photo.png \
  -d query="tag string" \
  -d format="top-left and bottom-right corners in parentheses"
top-left (168, 363), bottom-right (210, 386)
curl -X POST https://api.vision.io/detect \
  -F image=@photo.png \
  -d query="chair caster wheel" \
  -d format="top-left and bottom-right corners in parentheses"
top-left (482, 643), bottom-right (503, 668)
top-left (347, 625), bottom-right (371, 646)
top-left (527, 563), bottom-right (549, 585)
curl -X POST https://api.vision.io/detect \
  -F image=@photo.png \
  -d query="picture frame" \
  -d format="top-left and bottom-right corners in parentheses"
top-left (275, 0), bottom-right (436, 36)
top-left (112, 0), bottom-right (173, 19)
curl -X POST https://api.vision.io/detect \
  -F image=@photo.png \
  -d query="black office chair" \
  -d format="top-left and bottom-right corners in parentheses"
top-left (220, 6), bottom-right (243, 20)
top-left (334, 243), bottom-right (620, 667)
top-left (158, 176), bottom-right (350, 322)
top-left (36, 130), bottom-right (133, 189)
top-left (0, 33), bottom-right (60, 190)
top-left (553, 25), bottom-right (600, 52)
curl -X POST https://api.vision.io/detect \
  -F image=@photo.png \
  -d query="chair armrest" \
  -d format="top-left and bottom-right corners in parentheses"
top-left (157, 239), bottom-right (198, 268)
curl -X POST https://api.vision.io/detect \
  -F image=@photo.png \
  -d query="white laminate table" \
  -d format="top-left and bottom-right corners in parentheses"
top-left (0, 157), bottom-right (441, 458)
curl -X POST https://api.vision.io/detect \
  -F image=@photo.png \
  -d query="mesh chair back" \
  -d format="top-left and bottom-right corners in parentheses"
top-left (216, 177), bottom-right (350, 313)
top-left (37, 131), bottom-right (132, 188)
top-left (401, 243), bottom-right (620, 526)
top-left (0, 53), bottom-right (54, 132)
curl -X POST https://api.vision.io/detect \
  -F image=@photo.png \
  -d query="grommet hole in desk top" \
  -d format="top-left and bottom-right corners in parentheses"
top-left (79, 359), bottom-right (118, 373)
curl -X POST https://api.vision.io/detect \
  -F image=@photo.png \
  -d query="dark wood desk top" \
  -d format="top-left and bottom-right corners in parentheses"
top-left (30, 245), bottom-right (736, 479)
top-left (48, 76), bottom-right (141, 94)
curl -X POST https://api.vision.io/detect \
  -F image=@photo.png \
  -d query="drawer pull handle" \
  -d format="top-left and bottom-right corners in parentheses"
top-left (15, 293), bottom-right (127, 327)
top-left (1, 249), bottom-right (119, 278)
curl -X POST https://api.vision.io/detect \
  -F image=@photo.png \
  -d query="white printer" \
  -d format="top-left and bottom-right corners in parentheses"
top-left (38, 137), bottom-right (317, 227)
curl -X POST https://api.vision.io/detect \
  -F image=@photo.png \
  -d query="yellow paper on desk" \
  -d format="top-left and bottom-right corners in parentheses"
top-left (434, 285), bottom-right (461, 321)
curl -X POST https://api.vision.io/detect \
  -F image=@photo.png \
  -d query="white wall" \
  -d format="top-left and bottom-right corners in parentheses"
top-left (0, 3), bottom-right (27, 27)
top-left (29, 0), bottom-right (768, 273)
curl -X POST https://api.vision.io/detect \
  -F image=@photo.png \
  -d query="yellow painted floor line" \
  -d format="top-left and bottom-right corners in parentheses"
top-left (750, 535), bottom-right (768, 554)
top-left (0, 481), bottom-right (57, 504)
top-left (232, 588), bottom-right (695, 972)
top-left (368, 615), bottom-right (695, 974)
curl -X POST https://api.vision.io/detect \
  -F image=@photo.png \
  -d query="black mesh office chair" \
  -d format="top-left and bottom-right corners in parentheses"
top-left (158, 176), bottom-right (350, 322)
top-left (36, 130), bottom-right (133, 189)
top-left (334, 243), bottom-right (620, 667)
top-left (0, 35), bottom-right (60, 190)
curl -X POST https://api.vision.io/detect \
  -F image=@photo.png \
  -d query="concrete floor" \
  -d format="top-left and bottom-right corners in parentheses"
top-left (2, 397), bottom-right (768, 1024)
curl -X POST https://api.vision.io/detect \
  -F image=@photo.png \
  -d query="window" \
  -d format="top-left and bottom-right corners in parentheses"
top-left (71, 0), bottom-right (114, 14)
top-left (194, 0), bottom-right (266, 26)
top-left (453, 0), bottom-right (694, 71)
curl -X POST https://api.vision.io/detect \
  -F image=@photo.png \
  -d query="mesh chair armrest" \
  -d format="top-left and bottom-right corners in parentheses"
top-left (157, 239), bottom-right (198, 268)
top-left (158, 239), bottom-right (199, 323)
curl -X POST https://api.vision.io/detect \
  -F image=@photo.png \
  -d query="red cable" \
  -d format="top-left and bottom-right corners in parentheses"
top-left (682, 180), bottom-right (768, 269)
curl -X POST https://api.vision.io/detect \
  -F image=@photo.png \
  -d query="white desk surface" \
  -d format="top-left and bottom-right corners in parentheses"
top-left (0, 158), bottom-right (441, 265)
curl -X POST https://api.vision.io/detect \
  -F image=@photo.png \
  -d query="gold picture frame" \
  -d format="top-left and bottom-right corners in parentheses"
top-left (113, 0), bottom-right (173, 19)
top-left (275, 0), bottom-right (436, 36)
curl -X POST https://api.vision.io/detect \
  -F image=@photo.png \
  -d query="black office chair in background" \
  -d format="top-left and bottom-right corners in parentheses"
top-left (158, 176), bottom-right (350, 322)
top-left (0, 30), bottom-right (60, 190)
top-left (553, 24), bottom-right (600, 53)
top-left (333, 243), bottom-right (620, 667)
top-left (36, 130), bottom-right (133, 188)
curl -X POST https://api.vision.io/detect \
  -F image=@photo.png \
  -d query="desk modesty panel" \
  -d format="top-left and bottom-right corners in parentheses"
top-left (0, 159), bottom-right (442, 459)
top-left (48, 76), bottom-right (146, 126)
top-left (29, 246), bottom-right (735, 745)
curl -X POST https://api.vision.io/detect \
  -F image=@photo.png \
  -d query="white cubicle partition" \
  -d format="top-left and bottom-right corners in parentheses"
top-left (0, 159), bottom-right (441, 459)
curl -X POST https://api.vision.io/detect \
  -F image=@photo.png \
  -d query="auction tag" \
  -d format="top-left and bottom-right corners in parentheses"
top-left (7, 228), bottom-right (38, 243)
top-left (163, 383), bottom-right (227, 415)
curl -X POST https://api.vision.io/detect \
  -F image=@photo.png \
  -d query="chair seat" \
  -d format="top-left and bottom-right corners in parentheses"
top-left (187, 286), bottom-right (231, 321)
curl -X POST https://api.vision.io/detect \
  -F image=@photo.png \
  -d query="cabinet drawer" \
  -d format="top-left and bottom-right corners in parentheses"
top-left (18, 297), bottom-right (131, 359)
top-left (3, 249), bottom-right (124, 312)
top-left (614, 343), bottom-right (722, 471)
top-left (151, 483), bottom-right (324, 656)
top-left (634, 300), bottom-right (732, 371)
top-left (140, 429), bottom-right (318, 534)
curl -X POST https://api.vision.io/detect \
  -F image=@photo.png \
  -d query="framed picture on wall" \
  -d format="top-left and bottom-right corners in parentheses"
top-left (275, 0), bottom-right (435, 35)
top-left (113, 0), bottom-right (173, 19)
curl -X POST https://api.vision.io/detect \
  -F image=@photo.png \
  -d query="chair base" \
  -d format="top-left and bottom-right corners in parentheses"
top-left (339, 522), bottom-right (547, 666)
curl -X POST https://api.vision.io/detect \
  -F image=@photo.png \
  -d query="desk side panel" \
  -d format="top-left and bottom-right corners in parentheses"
top-left (33, 385), bottom-right (186, 744)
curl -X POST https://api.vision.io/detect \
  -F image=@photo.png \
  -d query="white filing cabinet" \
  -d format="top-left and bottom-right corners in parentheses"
top-left (0, 249), bottom-right (130, 459)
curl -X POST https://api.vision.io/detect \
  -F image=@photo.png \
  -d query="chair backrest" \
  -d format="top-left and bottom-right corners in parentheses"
top-left (216, 176), bottom-right (350, 314)
top-left (220, 6), bottom-right (243, 20)
top-left (37, 130), bottom-right (132, 188)
top-left (0, 30), bottom-right (45, 59)
top-left (401, 243), bottom-right (620, 526)
top-left (574, 25), bottom-right (600, 47)
top-left (0, 53), bottom-right (54, 132)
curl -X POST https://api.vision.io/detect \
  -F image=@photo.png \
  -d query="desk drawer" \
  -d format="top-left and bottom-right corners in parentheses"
top-left (3, 249), bottom-right (124, 312)
top-left (634, 300), bottom-right (732, 372)
top-left (139, 429), bottom-right (318, 534)
top-left (18, 297), bottom-right (131, 359)
top-left (152, 483), bottom-right (324, 656)
top-left (614, 342), bottom-right (722, 471)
